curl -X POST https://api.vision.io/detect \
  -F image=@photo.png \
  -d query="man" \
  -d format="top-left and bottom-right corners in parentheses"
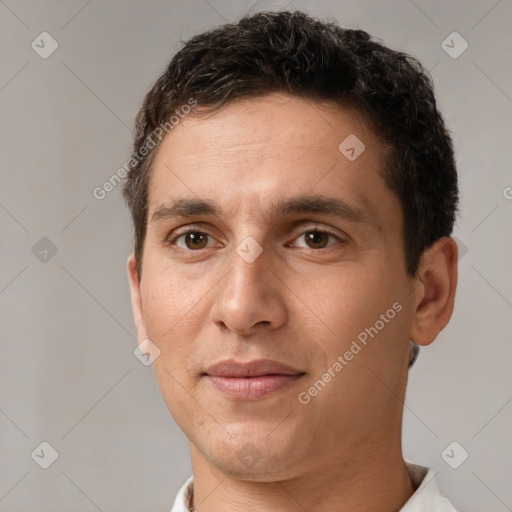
top-left (122, 9), bottom-right (459, 512)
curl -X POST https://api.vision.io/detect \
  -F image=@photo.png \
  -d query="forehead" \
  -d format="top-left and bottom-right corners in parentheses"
top-left (147, 92), bottom-right (396, 226)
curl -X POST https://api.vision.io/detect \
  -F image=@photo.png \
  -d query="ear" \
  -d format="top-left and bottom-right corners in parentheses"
top-left (127, 252), bottom-right (149, 345)
top-left (410, 237), bottom-right (458, 346)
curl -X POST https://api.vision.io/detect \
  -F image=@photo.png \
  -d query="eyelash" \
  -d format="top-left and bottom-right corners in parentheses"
top-left (166, 227), bottom-right (345, 252)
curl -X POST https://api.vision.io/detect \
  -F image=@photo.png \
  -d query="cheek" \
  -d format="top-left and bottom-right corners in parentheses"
top-left (312, 266), bottom-right (405, 356)
top-left (140, 266), bottom-right (212, 380)
top-left (142, 271), bottom-right (207, 422)
top-left (141, 283), bottom-right (177, 341)
top-left (140, 262), bottom-right (205, 340)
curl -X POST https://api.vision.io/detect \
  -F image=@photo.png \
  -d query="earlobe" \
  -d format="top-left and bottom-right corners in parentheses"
top-left (126, 253), bottom-right (149, 344)
top-left (410, 237), bottom-right (458, 347)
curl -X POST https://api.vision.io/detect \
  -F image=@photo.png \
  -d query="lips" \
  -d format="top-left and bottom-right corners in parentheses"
top-left (206, 359), bottom-right (303, 378)
top-left (204, 359), bottom-right (305, 400)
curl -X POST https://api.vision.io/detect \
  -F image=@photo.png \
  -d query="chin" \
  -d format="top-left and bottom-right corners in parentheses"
top-left (195, 429), bottom-right (305, 480)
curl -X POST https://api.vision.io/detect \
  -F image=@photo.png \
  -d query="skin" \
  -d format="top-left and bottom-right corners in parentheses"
top-left (127, 92), bottom-right (458, 512)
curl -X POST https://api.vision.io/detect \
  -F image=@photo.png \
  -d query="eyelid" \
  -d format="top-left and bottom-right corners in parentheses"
top-left (288, 227), bottom-right (346, 250)
top-left (289, 222), bottom-right (347, 240)
top-left (167, 227), bottom-right (220, 249)
top-left (166, 223), bottom-right (347, 251)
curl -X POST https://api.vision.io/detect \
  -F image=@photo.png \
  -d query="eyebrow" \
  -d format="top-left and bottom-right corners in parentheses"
top-left (150, 195), bottom-right (370, 226)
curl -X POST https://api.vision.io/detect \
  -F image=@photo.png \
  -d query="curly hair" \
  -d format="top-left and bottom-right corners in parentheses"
top-left (122, 9), bottom-right (458, 280)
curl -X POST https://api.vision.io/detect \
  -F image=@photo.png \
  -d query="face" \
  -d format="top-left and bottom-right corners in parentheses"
top-left (128, 93), bottom-right (424, 480)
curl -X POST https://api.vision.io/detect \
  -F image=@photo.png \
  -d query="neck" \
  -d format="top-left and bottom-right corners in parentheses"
top-left (187, 440), bottom-right (415, 512)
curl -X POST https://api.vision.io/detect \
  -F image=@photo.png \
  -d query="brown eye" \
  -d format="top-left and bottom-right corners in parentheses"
top-left (184, 232), bottom-right (208, 250)
top-left (293, 229), bottom-right (342, 250)
top-left (172, 231), bottom-right (213, 250)
top-left (304, 231), bottom-right (330, 249)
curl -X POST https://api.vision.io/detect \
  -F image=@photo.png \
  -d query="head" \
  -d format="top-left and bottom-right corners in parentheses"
top-left (123, 10), bottom-right (458, 481)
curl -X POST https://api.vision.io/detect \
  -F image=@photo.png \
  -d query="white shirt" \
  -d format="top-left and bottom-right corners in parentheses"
top-left (170, 462), bottom-right (458, 512)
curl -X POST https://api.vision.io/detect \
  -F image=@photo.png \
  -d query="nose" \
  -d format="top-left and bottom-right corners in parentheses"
top-left (209, 242), bottom-right (288, 336)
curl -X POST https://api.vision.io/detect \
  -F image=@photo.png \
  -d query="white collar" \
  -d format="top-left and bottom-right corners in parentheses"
top-left (170, 462), bottom-right (458, 512)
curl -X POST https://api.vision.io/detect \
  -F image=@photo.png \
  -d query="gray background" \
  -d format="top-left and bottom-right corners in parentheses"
top-left (1, 0), bottom-right (511, 510)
